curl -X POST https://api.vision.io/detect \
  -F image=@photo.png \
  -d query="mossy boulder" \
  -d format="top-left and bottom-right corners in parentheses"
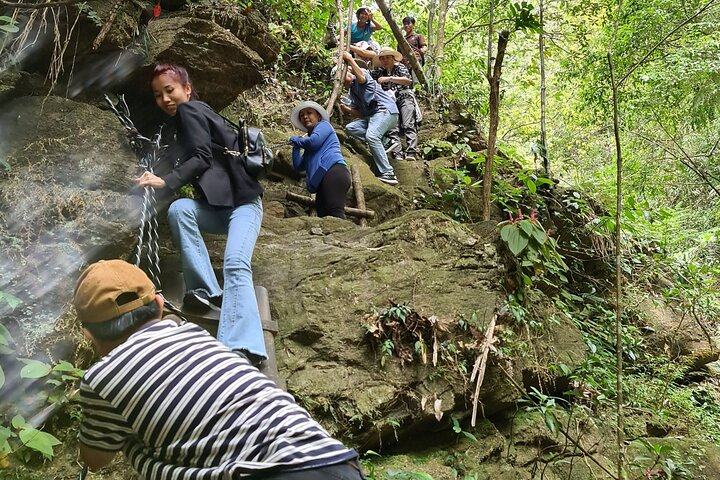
top-left (0, 96), bottom-right (137, 352)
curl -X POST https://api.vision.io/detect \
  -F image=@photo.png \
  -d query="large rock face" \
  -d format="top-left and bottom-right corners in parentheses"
top-left (0, 96), bottom-right (139, 352)
top-left (144, 15), bottom-right (274, 110)
top-left (201, 210), bottom-right (547, 449)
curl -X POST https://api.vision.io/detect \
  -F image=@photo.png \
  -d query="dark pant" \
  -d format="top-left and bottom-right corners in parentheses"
top-left (386, 92), bottom-right (418, 157)
top-left (250, 460), bottom-right (365, 479)
top-left (316, 163), bottom-right (351, 219)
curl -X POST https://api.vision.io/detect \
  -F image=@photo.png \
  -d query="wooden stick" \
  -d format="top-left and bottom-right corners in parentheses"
top-left (325, 0), bottom-right (354, 116)
top-left (92, 0), bottom-right (121, 50)
top-left (286, 191), bottom-right (375, 219)
top-left (350, 164), bottom-right (368, 227)
top-left (470, 314), bottom-right (496, 427)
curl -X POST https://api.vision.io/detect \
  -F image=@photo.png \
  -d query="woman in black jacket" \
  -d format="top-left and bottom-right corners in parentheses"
top-left (136, 64), bottom-right (266, 365)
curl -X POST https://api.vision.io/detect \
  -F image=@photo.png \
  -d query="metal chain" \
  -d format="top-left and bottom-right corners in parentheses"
top-left (144, 140), bottom-right (162, 288)
top-left (105, 94), bottom-right (165, 290)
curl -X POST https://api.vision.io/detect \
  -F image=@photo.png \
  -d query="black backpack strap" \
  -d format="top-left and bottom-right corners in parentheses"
top-left (216, 111), bottom-right (245, 132)
top-left (211, 112), bottom-right (248, 157)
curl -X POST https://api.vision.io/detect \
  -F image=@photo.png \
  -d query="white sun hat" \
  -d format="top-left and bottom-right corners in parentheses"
top-left (290, 100), bottom-right (330, 132)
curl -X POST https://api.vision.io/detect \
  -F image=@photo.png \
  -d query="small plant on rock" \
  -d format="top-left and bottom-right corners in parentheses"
top-left (0, 316), bottom-right (83, 465)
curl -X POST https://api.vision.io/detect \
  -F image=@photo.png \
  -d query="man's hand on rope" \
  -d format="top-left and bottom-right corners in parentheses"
top-left (136, 171), bottom-right (166, 189)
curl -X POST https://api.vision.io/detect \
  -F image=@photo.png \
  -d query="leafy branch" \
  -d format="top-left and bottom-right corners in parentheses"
top-left (617, 0), bottom-right (719, 88)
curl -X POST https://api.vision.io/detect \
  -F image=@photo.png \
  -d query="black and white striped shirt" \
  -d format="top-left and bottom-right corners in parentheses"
top-left (79, 320), bottom-right (356, 479)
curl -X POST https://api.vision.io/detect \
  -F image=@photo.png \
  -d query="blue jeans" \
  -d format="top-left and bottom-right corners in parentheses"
top-left (167, 197), bottom-right (266, 359)
top-left (345, 111), bottom-right (399, 175)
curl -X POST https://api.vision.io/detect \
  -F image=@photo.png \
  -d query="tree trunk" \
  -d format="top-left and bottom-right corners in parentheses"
top-left (374, 0), bottom-right (427, 88)
top-left (427, 0), bottom-right (436, 59)
top-left (607, 51), bottom-right (625, 479)
top-left (538, 0), bottom-right (550, 177)
top-left (432, 0), bottom-right (449, 80)
top-left (481, 30), bottom-right (509, 222)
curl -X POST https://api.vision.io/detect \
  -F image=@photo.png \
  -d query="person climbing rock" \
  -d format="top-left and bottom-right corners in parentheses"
top-left (289, 100), bottom-right (351, 218)
top-left (371, 47), bottom-right (420, 161)
top-left (338, 51), bottom-right (400, 186)
top-left (74, 259), bottom-right (365, 479)
top-left (345, 6), bottom-right (382, 62)
top-left (135, 63), bottom-right (266, 366)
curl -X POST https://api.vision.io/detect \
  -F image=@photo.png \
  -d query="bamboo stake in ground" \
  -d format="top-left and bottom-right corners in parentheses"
top-left (286, 191), bottom-right (375, 219)
top-left (470, 314), bottom-right (496, 427)
top-left (350, 164), bottom-right (368, 227)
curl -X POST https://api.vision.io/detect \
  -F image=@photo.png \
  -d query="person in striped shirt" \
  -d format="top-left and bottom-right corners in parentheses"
top-left (74, 259), bottom-right (364, 479)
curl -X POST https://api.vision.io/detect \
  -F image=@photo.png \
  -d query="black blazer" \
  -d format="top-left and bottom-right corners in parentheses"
top-left (161, 101), bottom-right (263, 208)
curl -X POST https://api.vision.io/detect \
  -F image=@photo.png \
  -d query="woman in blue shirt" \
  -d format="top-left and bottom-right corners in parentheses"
top-left (289, 101), bottom-right (351, 219)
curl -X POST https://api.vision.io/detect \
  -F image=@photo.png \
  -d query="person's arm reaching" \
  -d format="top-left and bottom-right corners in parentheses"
top-left (343, 51), bottom-right (366, 84)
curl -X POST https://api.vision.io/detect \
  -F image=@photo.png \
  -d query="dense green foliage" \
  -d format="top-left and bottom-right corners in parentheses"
top-left (262, 0), bottom-right (720, 474)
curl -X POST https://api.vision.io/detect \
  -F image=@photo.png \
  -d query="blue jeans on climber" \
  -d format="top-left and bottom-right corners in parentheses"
top-left (346, 110), bottom-right (398, 176)
top-left (167, 197), bottom-right (266, 360)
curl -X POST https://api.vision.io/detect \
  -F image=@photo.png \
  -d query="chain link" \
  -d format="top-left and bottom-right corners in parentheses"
top-left (105, 94), bottom-right (165, 290)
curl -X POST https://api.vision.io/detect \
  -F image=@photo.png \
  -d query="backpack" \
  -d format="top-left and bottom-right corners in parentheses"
top-left (217, 115), bottom-right (274, 180)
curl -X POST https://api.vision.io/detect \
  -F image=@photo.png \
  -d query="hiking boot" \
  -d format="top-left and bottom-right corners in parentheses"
top-left (392, 152), bottom-right (405, 161)
top-left (377, 173), bottom-right (399, 185)
top-left (385, 142), bottom-right (400, 155)
top-left (405, 155), bottom-right (417, 162)
top-left (183, 290), bottom-right (222, 312)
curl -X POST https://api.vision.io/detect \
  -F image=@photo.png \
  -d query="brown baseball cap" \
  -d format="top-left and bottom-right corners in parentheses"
top-left (74, 260), bottom-right (156, 324)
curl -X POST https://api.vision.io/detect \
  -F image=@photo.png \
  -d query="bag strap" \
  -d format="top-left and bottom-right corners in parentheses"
top-left (211, 112), bottom-right (249, 158)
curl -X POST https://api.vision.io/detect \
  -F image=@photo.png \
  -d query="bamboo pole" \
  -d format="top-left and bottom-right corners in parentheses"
top-left (350, 164), bottom-right (368, 227)
top-left (325, 0), bottom-right (354, 116)
top-left (286, 191), bottom-right (375, 219)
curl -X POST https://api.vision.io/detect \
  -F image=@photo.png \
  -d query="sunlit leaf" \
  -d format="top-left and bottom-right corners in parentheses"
top-left (0, 292), bottom-right (21, 311)
top-left (500, 224), bottom-right (512, 241)
top-left (11, 415), bottom-right (26, 429)
top-left (532, 228), bottom-right (547, 244)
top-left (519, 220), bottom-right (533, 236)
top-left (19, 359), bottom-right (52, 379)
top-left (18, 428), bottom-right (61, 459)
top-left (0, 24), bottom-right (19, 33)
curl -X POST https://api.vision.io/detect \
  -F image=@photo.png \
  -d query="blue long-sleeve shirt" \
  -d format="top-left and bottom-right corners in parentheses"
top-left (291, 120), bottom-right (346, 193)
